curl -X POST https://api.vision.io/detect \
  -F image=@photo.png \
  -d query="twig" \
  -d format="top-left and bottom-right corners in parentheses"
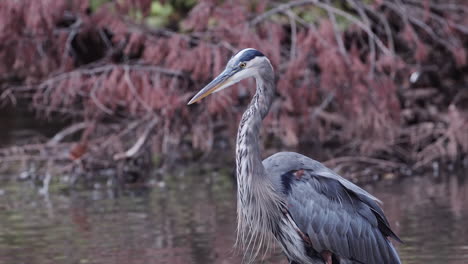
top-left (98, 28), bottom-right (112, 49)
top-left (362, 4), bottom-right (395, 54)
top-left (311, 92), bottom-right (335, 119)
top-left (124, 65), bottom-right (154, 113)
top-left (90, 76), bottom-right (114, 115)
top-left (98, 119), bottom-right (144, 149)
top-left (47, 122), bottom-right (87, 146)
top-left (0, 89), bottom-right (17, 105)
top-left (325, 0), bottom-right (349, 64)
top-left (284, 10), bottom-right (298, 60)
top-left (114, 117), bottom-right (159, 160)
top-left (8, 64), bottom-right (187, 93)
top-left (384, 1), bottom-right (456, 49)
top-left (250, 0), bottom-right (392, 56)
top-left (347, 0), bottom-right (376, 77)
top-left (62, 17), bottom-right (82, 65)
top-left (250, 0), bottom-right (310, 26)
top-left (404, 0), bottom-right (468, 15)
top-left (315, 111), bottom-right (346, 126)
top-left (405, 3), bottom-right (468, 34)
top-left (286, 11), bottom-right (330, 48)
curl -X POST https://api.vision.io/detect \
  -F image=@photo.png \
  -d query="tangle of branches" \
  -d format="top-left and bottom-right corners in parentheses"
top-left (0, 0), bottom-right (467, 184)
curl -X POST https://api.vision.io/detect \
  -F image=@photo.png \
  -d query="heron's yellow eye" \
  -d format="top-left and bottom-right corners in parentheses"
top-left (240, 62), bottom-right (246, 68)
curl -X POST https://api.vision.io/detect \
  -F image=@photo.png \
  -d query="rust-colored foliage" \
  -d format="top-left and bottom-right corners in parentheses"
top-left (0, 0), bottom-right (467, 180)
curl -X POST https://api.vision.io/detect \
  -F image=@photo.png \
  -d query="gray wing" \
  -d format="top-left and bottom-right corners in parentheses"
top-left (263, 152), bottom-right (401, 264)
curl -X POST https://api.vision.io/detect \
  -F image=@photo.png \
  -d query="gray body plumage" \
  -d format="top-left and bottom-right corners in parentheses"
top-left (188, 48), bottom-right (401, 264)
top-left (263, 152), bottom-right (401, 263)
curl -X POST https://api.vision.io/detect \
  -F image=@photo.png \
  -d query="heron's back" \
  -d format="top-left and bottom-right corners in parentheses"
top-left (263, 152), bottom-right (401, 264)
top-left (263, 152), bottom-right (379, 202)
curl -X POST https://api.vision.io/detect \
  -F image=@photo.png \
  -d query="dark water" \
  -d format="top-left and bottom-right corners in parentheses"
top-left (0, 169), bottom-right (467, 264)
top-left (0, 107), bottom-right (67, 148)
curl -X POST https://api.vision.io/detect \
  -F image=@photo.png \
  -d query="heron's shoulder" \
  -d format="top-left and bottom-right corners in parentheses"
top-left (263, 152), bottom-right (339, 181)
top-left (263, 151), bottom-right (380, 203)
top-left (263, 152), bottom-right (324, 171)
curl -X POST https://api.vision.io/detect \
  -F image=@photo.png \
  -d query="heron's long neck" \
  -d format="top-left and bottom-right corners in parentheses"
top-left (234, 65), bottom-right (284, 257)
top-left (235, 68), bottom-right (275, 199)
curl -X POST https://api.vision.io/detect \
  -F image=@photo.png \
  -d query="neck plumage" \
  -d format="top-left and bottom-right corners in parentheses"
top-left (235, 65), bottom-right (281, 255)
top-left (235, 67), bottom-right (275, 190)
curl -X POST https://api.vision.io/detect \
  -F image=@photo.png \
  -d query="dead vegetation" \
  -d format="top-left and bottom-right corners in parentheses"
top-left (0, 0), bottom-right (467, 184)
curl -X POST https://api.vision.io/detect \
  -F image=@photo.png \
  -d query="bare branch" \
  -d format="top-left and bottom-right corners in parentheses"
top-left (47, 122), bottom-right (87, 146)
top-left (61, 17), bottom-right (82, 65)
top-left (90, 76), bottom-right (114, 115)
top-left (114, 117), bottom-right (158, 160)
top-left (347, 0), bottom-right (376, 77)
top-left (250, 0), bottom-right (393, 56)
top-left (325, 0), bottom-right (349, 63)
top-left (311, 92), bottom-right (335, 120)
top-left (384, 1), bottom-right (456, 49)
top-left (284, 10), bottom-right (298, 60)
top-left (124, 65), bottom-right (153, 113)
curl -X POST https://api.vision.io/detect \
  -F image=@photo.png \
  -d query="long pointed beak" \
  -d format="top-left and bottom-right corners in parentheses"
top-left (187, 69), bottom-right (235, 105)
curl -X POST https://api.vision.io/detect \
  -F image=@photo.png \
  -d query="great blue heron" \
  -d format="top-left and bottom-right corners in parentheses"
top-left (188, 48), bottom-right (402, 264)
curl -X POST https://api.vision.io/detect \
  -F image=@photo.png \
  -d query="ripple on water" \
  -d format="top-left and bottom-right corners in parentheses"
top-left (0, 171), bottom-right (467, 264)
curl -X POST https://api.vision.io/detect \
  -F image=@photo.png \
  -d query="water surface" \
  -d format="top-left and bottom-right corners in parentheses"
top-left (0, 170), bottom-right (467, 264)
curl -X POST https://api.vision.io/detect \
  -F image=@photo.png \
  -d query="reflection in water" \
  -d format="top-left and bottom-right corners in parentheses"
top-left (367, 174), bottom-right (468, 264)
top-left (0, 108), bottom-right (66, 148)
top-left (0, 170), bottom-right (467, 264)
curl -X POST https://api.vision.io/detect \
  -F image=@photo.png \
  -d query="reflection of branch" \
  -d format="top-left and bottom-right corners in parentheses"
top-left (114, 117), bottom-right (158, 160)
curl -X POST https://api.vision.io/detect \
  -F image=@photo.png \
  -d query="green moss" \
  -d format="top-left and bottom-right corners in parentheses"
top-left (145, 1), bottom-right (174, 28)
top-left (89, 0), bottom-right (112, 12)
top-left (294, 3), bottom-right (357, 31)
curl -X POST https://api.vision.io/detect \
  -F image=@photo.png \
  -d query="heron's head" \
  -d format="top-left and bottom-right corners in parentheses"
top-left (188, 48), bottom-right (270, 105)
